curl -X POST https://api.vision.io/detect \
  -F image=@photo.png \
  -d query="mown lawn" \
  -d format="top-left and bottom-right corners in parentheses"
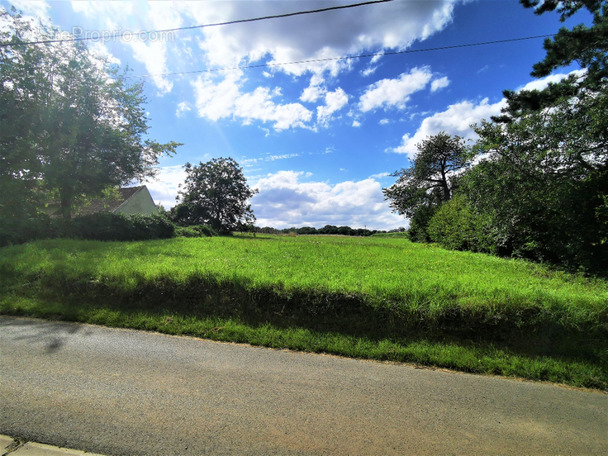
top-left (1, 234), bottom-right (606, 389)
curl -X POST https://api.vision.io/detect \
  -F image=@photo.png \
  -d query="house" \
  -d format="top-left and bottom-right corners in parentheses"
top-left (44, 186), bottom-right (159, 218)
top-left (80, 185), bottom-right (159, 217)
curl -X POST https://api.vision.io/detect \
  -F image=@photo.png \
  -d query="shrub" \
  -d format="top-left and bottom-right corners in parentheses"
top-left (407, 206), bottom-right (437, 243)
top-left (130, 214), bottom-right (176, 240)
top-left (0, 214), bottom-right (56, 247)
top-left (67, 213), bottom-right (175, 241)
top-left (175, 226), bottom-right (201, 238)
top-left (428, 195), bottom-right (498, 254)
top-left (195, 224), bottom-right (217, 237)
top-left (175, 224), bottom-right (217, 238)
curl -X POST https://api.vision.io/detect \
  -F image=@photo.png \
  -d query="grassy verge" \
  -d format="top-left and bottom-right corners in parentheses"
top-left (1, 235), bottom-right (606, 389)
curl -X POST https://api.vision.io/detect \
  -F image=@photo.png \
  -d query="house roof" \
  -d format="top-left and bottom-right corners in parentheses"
top-left (76, 186), bottom-right (145, 216)
top-left (43, 186), bottom-right (153, 217)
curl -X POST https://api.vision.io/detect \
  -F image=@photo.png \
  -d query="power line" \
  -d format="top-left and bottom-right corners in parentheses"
top-left (130, 34), bottom-right (555, 79)
top-left (0, 0), bottom-right (393, 48)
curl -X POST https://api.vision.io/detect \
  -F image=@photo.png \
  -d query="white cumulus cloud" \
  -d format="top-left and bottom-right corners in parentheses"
top-left (184, 0), bottom-right (460, 77)
top-left (251, 171), bottom-right (405, 230)
top-left (129, 40), bottom-right (173, 94)
top-left (66, 0), bottom-right (461, 93)
top-left (518, 69), bottom-right (586, 92)
top-left (391, 71), bottom-right (589, 158)
top-left (431, 76), bottom-right (450, 92)
top-left (359, 66), bottom-right (433, 112)
top-left (300, 74), bottom-right (327, 103)
top-left (175, 101), bottom-right (191, 118)
top-left (62, 0), bottom-right (464, 129)
top-left (145, 165), bottom-right (187, 210)
top-left (317, 88), bottom-right (349, 127)
top-left (392, 98), bottom-right (506, 157)
top-left (191, 73), bottom-right (313, 131)
top-left (8, 0), bottom-right (50, 18)
top-left (148, 167), bottom-right (407, 229)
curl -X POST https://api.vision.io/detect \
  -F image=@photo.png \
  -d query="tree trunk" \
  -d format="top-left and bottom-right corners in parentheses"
top-left (440, 168), bottom-right (450, 202)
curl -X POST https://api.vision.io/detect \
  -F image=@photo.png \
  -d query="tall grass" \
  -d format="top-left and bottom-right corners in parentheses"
top-left (1, 235), bottom-right (606, 388)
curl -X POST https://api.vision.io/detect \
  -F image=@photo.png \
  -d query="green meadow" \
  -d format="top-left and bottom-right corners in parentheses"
top-left (1, 234), bottom-right (606, 389)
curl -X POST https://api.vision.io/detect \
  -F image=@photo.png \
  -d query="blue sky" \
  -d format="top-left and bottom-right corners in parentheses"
top-left (3, 0), bottom-right (590, 229)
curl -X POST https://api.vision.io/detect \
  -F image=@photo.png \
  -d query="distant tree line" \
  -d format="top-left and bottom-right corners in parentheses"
top-left (254, 225), bottom-right (390, 236)
top-left (383, 0), bottom-right (608, 275)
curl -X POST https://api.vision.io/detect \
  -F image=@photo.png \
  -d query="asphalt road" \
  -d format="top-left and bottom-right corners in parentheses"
top-left (1, 316), bottom-right (606, 455)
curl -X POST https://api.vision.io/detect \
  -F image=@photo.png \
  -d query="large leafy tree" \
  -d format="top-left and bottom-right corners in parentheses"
top-left (458, 0), bottom-right (608, 273)
top-left (0, 11), bottom-right (49, 220)
top-left (0, 9), bottom-right (180, 220)
top-left (465, 84), bottom-right (607, 271)
top-left (383, 132), bottom-right (471, 241)
top-left (171, 158), bottom-right (257, 233)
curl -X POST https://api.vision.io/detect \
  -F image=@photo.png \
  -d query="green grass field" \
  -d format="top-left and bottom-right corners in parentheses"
top-left (1, 234), bottom-right (606, 389)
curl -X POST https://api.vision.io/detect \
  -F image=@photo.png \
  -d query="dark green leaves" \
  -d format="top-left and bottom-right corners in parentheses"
top-left (0, 9), bottom-right (180, 221)
top-left (171, 157), bottom-right (257, 233)
top-left (383, 133), bottom-right (471, 241)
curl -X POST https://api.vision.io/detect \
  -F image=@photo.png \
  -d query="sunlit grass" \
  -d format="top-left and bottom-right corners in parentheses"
top-left (1, 234), bottom-right (606, 388)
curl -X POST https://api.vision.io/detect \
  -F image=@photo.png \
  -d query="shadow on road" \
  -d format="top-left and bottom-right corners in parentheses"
top-left (0, 317), bottom-right (92, 354)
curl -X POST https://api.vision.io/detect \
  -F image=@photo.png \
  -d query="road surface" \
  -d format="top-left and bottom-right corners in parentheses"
top-left (1, 316), bottom-right (606, 455)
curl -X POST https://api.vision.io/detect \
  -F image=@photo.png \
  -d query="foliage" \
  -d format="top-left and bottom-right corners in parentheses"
top-left (428, 195), bottom-right (498, 254)
top-left (0, 11), bottom-right (49, 222)
top-left (0, 214), bottom-right (56, 247)
top-left (175, 224), bottom-right (217, 238)
top-left (67, 213), bottom-right (175, 241)
top-left (1, 235), bottom-right (607, 388)
top-left (497, 1), bottom-right (607, 121)
top-left (383, 132), bottom-right (471, 241)
top-left (0, 210), bottom-right (176, 245)
top-left (171, 158), bottom-right (257, 233)
top-left (283, 225), bottom-right (376, 236)
top-left (520, 0), bottom-right (604, 19)
top-left (404, 205), bottom-right (435, 243)
top-left (446, 0), bottom-right (608, 275)
top-left (464, 83), bottom-right (608, 273)
top-left (0, 9), bottom-right (180, 221)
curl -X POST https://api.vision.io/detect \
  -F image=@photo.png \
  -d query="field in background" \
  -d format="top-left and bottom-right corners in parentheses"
top-left (1, 234), bottom-right (606, 389)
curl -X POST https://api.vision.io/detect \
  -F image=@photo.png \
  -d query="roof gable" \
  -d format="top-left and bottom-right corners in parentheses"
top-left (43, 186), bottom-right (156, 217)
top-left (75, 186), bottom-right (145, 216)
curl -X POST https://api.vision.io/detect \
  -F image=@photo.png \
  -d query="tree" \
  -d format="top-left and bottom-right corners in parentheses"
top-left (0, 10), bottom-right (50, 221)
top-left (0, 9), bottom-right (180, 221)
top-left (383, 132), bottom-right (471, 241)
top-left (463, 85), bottom-right (608, 271)
top-left (454, 0), bottom-right (608, 273)
top-left (496, 0), bottom-right (607, 121)
top-left (171, 158), bottom-right (257, 233)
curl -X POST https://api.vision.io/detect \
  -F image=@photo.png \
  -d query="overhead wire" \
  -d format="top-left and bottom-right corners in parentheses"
top-left (0, 0), bottom-right (393, 48)
top-left (129, 34), bottom-right (555, 79)
top-left (0, 0), bottom-right (555, 82)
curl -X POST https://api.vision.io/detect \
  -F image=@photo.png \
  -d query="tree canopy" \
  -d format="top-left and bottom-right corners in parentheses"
top-left (0, 9), bottom-right (180, 221)
top-left (171, 158), bottom-right (257, 233)
top-left (431, 0), bottom-right (608, 273)
top-left (383, 132), bottom-right (471, 241)
top-left (497, 0), bottom-right (607, 121)
top-left (463, 83), bottom-right (608, 270)
top-left (383, 1), bottom-right (607, 274)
